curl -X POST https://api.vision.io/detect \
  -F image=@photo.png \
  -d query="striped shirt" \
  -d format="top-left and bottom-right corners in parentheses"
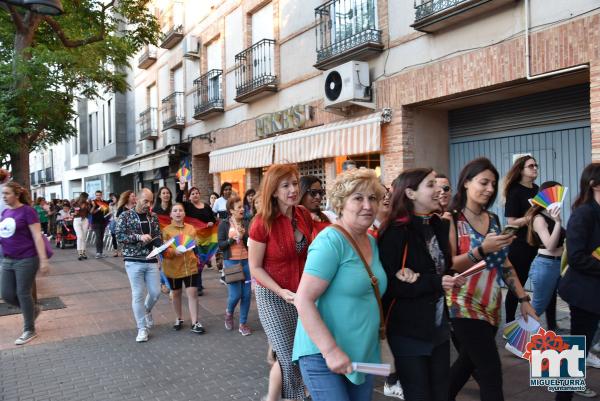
top-left (446, 212), bottom-right (508, 327)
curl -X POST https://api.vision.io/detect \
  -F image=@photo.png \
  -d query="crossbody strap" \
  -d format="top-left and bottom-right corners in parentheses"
top-left (331, 225), bottom-right (386, 340)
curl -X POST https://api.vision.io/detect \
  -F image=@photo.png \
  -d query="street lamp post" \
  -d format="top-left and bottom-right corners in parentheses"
top-left (0, 0), bottom-right (63, 15)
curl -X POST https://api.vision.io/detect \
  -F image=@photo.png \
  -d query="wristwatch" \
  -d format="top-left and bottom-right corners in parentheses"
top-left (518, 295), bottom-right (531, 303)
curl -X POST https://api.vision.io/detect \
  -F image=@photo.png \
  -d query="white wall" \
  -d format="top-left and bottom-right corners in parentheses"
top-left (225, 7), bottom-right (243, 69)
top-left (279, 0), bottom-right (321, 39)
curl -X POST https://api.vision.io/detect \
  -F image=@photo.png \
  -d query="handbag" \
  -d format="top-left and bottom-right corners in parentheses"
top-left (331, 225), bottom-right (386, 340)
top-left (223, 263), bottom-right (245, 283)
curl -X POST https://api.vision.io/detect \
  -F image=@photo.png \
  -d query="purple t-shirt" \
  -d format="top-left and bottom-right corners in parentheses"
top-left (0, 205), bottom-right (39, 259)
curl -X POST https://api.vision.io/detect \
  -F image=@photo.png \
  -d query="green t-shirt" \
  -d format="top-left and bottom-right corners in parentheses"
top-left (34, 205), bottom-right (48, 223)
top-left (292, 226), bottom-right (387, 385)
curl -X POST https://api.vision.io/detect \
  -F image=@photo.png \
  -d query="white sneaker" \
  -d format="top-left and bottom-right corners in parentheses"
top-left (586, 352), bottom-right (600, 369)
top-left (144, 311), bottom-right (154, 328)
top-left (15, 331), bottom-right (37, 345)
top-left (136, 328), bottom-right (149, 342)
top-left (383, 380), bottom-right (405, 399)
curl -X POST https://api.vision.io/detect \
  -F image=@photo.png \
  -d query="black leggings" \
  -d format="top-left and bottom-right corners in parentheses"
top-left (555, 305), bottom-right (600, 401)
top-left (390, 340), bottom-right (450, 401)
top-left (505, 241), bottom-right (537, 322)
top-left (449, 318), bottom-right (503, 401)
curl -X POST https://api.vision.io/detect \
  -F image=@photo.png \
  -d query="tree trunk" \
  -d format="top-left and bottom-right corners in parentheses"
top-left (10, 14), bottom-right (42, 194)
top-left (10, 140), bottom-right (32, 189)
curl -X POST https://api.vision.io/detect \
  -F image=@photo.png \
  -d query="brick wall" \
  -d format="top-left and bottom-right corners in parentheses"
top-left (192, 154), bottom-right (212, 196)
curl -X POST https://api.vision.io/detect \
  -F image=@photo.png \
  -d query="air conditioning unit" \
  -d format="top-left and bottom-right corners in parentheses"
top-left (141, 139), bottom-right (154, 153)
top-left (163, 130), bottom-right (181, 146)
top-left (323, 60), bottom-right (373, 111)
top-left (183, 35), bottom-right (199, 59)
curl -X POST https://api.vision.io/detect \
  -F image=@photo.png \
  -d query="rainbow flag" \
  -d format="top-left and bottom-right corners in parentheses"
top-left (95, 200), bottom-right (110, 217)
top-left (184, 216), bottom-right (219, 265)
top-left (156, 213), bottom-right (171, 231)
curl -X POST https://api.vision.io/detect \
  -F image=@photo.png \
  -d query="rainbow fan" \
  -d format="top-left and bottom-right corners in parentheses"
top-left (171, 234), bottom-right (196, 253)
top-left (95, 200), bottom-right (110, 215)
top-left (503, 317), bottom-right (542, 358)
top-left (177, 166), bottom-right (191, 183)
top-left (530, 185), bottom-right (568, 210)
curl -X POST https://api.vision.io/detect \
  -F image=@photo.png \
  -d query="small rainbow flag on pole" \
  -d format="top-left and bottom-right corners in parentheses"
top-left (530, 185), bottom-right (568, 210)
top-left (176, 158), bottom-right (192, 183)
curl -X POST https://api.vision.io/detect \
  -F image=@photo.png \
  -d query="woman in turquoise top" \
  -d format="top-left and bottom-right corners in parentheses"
top-left (293, 168), bottom-right (388, 401)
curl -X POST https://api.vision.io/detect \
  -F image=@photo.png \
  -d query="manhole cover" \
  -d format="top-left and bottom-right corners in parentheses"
top-left (0, 297), bottom-right (65, 317)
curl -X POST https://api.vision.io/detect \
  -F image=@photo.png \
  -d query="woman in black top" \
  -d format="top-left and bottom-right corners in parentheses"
top-left (524, 181), bottom-right (566, 329)
top-left (379, 168), bottom-right (465, 401)
top-left (153, 186), bottom-right (173, 216)
top-left (503, 155), bottom-right (544, 324)
top-left (557, 163), bottom-right (600, 401)
top-left (176, 183), bottom-right (217, 294)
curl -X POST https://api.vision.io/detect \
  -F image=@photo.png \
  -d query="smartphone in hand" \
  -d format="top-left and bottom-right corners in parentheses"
top-left (500, 225), bottom-right (519, 236)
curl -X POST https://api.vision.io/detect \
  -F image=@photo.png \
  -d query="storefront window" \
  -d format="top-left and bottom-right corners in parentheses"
top-left (220, 168), bottom-right (246, 197)
top-left (335, 153), bottom-right (381, 175)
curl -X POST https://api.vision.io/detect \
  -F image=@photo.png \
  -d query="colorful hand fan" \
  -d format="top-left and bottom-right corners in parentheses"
top-left (95, 200), bottom-right (110, 215)
top-left (530, 185), bottom-right (568, 210)
top-left (171, 233), bottom-right (196, 253)
top-left (503, 317), bottom-right (541, 358)
top-left (593, 247), bottom-right (600, 261)
top-left (177, 166), bottom-right (191, 183)
top-left (457, 260), bottom-right (487, 278)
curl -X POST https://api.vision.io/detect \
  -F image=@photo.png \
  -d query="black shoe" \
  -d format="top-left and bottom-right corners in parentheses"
top-left (173, 319), bottom-right (183, 331)
top-left (78, 255), bottom-right (83, 261)
top-left (191, 322), bottom-right (205, 334)
top-left (83, 253), bottom-right (88, 259)
top-left (197, 288), bottom-right (203, 296)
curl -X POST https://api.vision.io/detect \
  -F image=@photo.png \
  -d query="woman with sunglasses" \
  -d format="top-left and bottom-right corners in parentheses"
top-left (503, 156), bottom-right (548, 325)
top-left (435, 174), bottom-right (452, 219)
top-left (299, 176), bottom-right (331, 237)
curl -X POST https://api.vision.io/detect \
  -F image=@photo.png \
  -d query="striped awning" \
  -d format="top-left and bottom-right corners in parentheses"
top-left (209, 137), bottom-right (275, 173)
top-left (274, 112), bottom-right (382, 164)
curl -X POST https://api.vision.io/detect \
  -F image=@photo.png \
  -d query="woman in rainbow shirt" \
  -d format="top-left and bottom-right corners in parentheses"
top-left (446, 158), bottom-right (538, 401)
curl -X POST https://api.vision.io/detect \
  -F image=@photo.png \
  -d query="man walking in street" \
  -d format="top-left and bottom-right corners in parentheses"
top-left (90, 190), bottom-right (109, 258)
top-left (115, 188), bottom-right (162, 342)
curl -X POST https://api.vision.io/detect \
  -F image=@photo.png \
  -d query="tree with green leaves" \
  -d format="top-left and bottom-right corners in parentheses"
top-left (0, 0), bottom-right (159, 187)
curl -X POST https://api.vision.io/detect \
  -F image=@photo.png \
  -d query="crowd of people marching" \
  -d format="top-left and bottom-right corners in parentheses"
top-left (0, 157), bottom-right (599, 401)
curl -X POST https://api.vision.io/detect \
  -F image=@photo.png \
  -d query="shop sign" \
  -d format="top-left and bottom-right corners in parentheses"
top-left (256, 105), bottom-right (312, 138)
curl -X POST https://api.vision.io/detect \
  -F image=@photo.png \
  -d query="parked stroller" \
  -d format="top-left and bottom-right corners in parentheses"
top-left (56, 217), bottom-right (77, 249)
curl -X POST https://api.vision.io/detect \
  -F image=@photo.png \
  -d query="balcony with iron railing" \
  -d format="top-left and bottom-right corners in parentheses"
top-left (234, 39), bottom-right (278, 103)
top-left (138, 45), bottom-right (157, 69)
top-left (36, 169), bottom-right (46, 184)
top-left (193, 69), bottom-right (224, 120)
top-left (161, 92), bottom-right (185, 131)
top-left (159, 16), bottom-right (184, 49)
top-left (314, 0), bottom-right (383, 70)
top-left (412, 0), bottom-right (515, 33)
top-left (30, 172), bottom-right (37, 186)
top-left (139, 107), bottom-right (159, 140)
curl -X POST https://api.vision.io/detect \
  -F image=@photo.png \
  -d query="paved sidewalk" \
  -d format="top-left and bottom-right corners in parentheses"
top-left (0, 248), bottom-right (598, 401)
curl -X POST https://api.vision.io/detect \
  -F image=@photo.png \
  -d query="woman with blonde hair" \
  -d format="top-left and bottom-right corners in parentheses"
top-left (249, 164), bottom-right (313, 401)
top-left (293, 168), bottom-right (387, 401)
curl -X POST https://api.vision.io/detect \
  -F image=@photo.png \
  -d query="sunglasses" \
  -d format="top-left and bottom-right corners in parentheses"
top-left (441, 185), bottom-right (451, 193)
top-left (307, 189), bottom-right (325, 198)
top-left (525, 164), bottom-right (539, 169)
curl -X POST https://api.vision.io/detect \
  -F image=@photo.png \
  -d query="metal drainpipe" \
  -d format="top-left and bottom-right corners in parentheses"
top-left (524, 0), bottom-right (588, 80)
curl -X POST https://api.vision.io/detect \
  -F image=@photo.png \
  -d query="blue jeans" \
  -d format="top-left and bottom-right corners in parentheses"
top-left (529, 255), bottom-right (561, 316)
top-left (124, 261), bottom-right (161, 329)
top-left (224, 259), bottom-right (251, 324)
top-left (299, 354), bottom-right (375, 401)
